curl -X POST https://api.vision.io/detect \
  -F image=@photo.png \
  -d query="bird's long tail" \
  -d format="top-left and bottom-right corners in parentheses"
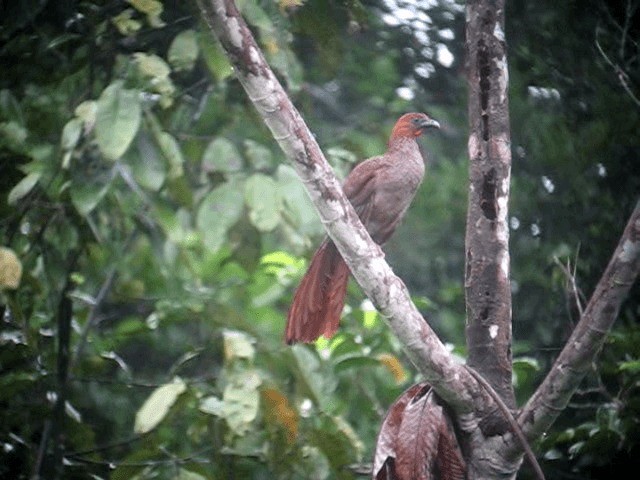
top-left (285, 240), bottom-right (350, 344)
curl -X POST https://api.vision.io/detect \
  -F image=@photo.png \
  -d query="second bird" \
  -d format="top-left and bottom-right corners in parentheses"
top-left (285, 112), bottom-right (440, 344)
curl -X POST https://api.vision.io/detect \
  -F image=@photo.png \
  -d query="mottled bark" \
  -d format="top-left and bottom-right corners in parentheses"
top-left (464, 0), bottom-right (515, 413)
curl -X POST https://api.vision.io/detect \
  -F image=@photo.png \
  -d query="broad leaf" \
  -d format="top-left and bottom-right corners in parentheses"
top-left (95, 81), bottom-right (141, 161)
top-left (222, 370), bottom-right (262, 435)
top-left (223, 330), bottom-right (255, 361)
top-left (291, 346), bottom-right (337, 412)
top-left (157, 132), bottom-right (184, 179)
top-left (7, 172), bottom-right (40, 204)
top-left (202, 137), bottom-right (243, 173)
top-left (244, 173), bottom-right (282, 232)
top-left (61, 118), bottom-right (82, 151)
top-left (130, 134), bottom-right (166, 191)
top-left (168, 29), bottom-right (199, 72)
top-left (196, 181), bottom-right (244, 252)
top-left (134, 377), bottom-right (187, 434)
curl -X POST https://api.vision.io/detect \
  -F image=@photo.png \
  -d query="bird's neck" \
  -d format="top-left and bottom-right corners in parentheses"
top-left (387, 135), bottom-right (420, 153)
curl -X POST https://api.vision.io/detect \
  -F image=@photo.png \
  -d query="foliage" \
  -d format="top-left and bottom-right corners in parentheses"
top-left (0, 0), bottom-right (638, 479)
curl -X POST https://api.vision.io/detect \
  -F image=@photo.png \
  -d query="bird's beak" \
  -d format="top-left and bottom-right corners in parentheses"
top-left (420, 118), bottom-right (440, 130)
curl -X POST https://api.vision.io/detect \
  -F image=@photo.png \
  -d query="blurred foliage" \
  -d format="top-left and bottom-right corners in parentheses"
top-left (0, 0), bottom-right (638, 479)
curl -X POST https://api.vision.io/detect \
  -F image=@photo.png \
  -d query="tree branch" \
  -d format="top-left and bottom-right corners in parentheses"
top-left (196, 0), bottom-right (480, 412)
top-left (518, 199), bottom-right (640, 442)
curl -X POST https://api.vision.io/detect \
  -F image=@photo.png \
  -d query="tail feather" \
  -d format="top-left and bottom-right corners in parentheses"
top-left (285, 240), bottom-right (350, 344)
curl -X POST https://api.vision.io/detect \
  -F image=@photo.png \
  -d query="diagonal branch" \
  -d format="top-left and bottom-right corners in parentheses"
top-left (518, 199), bottom-right (640, 442)
top-left (196, 0), bottom-right (480, 412)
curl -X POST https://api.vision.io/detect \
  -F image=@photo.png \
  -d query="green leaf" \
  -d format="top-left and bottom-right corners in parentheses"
top-left (127, 0), bottom-right (165, 27)
top-left (175, 469), bottom-right (207, 480)
top-left (196, 181), bottom-right (244, 252)
top-left (199, 33), bottom-right (233, 81)
top-left (277, 164), bottom-right (320, 234)
top-left (129, 132), bottom-right (166, 191)
top-left (244, 173), bottom-right (281, 232)
top-left (70, 172), bottom-right (113, 216)
top-left (134, 377), bottom-right (186, 434)
top-left (112, 8), bottom-right (142, 35)
top-left (0, 121), bottom-right (28, 150)
top-left (202, 137), bottom-right (243, 173)
top-left (95, 81), bottom-right (141, 161)
top-left (7, 172), bottom-right (40, 204)
top-left (260, 250), bottom-right (301, 267)
top-left (74, 100), bottom-right (97, 129)
top-left (244, 140), bottom-right (273, 169)
top-left (333, 355), bottom-right (381, 374)
top-left (133, 53), bottom-right (175, 107)
top-left (134, 52), bottom-right (171, 79)
top-left (158, 132), bottom-right (184, 179)
top-left (291, 346), bottom-right (336, 412)
top-left (618, 359), bottom-right (640, 374)
top-left (61, 118), bottom-right (82, 151)
top-left (168, 29), bottom-right (199, 72)
top-left (222, 370), bottom-right (261, 435)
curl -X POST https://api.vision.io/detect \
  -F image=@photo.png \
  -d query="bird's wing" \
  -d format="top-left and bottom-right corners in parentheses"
top-left (342, 157), bottom-right (381, 226)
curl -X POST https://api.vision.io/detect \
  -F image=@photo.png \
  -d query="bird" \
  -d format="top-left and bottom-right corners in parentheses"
top-left (285, 112), bottom-right (440, 344)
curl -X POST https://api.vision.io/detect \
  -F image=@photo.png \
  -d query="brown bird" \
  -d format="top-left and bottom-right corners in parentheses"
top-left (285, 112), bottom-right (440, 344)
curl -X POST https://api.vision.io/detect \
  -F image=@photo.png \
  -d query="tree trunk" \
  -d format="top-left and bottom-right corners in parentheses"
top-left (462, 1), bottom-right (523, 477)
top-left (465, 0), bottom-right (515, 413)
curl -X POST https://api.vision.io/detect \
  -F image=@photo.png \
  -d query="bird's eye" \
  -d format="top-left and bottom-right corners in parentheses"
top-left (411, 117), bottom-right (422, 125)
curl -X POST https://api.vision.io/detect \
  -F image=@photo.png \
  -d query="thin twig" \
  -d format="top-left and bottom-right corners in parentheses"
top-left (595, 25), bottom-right (640, 107)
top-left (70, 228), bottom-right (138, 370)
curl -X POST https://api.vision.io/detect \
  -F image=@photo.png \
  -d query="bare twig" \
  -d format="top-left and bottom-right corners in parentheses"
top-left (595, 24), bottom-right (640, 107)
top-left (553, 248), bottom-right (586, 322)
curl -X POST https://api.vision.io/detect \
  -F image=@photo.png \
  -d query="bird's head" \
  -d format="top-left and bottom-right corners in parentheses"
top-left (389, 112), bottom-right (440, 143)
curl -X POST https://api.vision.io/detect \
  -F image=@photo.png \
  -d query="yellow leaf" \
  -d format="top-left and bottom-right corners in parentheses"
top-left (377, 353), bottom-right (408, 384)
top-left (0, 247), bottom-right (22, 290)
top-left (261, 387), bottom-right (298, 443)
